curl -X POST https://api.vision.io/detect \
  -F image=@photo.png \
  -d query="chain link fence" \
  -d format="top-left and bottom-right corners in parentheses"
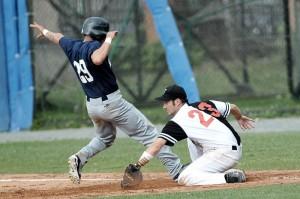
top-left (28, 0), bottom-right (298, 112)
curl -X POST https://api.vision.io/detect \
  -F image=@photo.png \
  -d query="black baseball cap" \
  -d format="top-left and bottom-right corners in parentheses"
top-left (155, 84), bottom-right (188, 102)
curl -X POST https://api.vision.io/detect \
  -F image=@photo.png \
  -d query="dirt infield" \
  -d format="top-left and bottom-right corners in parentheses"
top-left (1, 170), bottom-right (300, 199)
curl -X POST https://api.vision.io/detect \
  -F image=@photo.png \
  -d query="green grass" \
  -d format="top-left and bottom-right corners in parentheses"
top-left (92, 184), bottom-right (300, 199)
top-left (0, 132), bottom-right (299, 174)
top-left (1, 132), bottom-right (299, 199)
top-left (241, 133), bottom-right (300, 170)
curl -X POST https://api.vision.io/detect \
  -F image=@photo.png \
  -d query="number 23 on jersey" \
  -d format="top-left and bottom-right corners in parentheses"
top-left (73, 59), bottom-right (94, 83)
top-left (188, 109), bottom-right (214, 127)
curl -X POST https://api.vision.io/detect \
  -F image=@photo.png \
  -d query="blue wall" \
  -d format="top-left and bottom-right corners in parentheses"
top-left (0, 1), bottom-right (10, 131)
top-left (145, 0), bottom-right (200, 102)
top-left (0, 0), bottom-right (33, 132)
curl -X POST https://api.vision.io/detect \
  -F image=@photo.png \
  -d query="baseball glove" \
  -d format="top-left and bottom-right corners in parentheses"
top-left (120, 163), bottom-right (143, 188)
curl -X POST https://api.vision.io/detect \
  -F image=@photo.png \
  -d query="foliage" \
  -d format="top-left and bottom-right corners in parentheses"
top-left (32, 94), bottom-right (300, 130)
top-left (32, 110), bottom-right (92, 130)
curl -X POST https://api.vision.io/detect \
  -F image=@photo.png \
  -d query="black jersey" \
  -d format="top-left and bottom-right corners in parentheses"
top-left (59, 37), bottom-right (118, 98)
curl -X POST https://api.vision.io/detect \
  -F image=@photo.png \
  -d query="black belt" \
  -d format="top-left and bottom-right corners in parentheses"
top-left (232, 145), bottom-right (237, 150)
top-left (86, 95), bottom-right (108, 102)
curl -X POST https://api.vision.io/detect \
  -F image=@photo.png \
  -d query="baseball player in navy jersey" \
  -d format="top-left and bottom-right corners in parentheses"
top-left (133, 84), bottom-right (255, 186)
top-left (30, 17), bottom-right (184, 184)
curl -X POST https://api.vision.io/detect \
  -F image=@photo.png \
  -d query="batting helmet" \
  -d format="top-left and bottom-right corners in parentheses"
top-left (81, 17), bottom-right (109, 40)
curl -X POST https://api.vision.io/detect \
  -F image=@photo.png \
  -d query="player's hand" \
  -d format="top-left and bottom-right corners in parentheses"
top-left (106, 31), bottom-right (118, 39)
top-left (237, 115), bottom-right (255, 130)
top-left (30, 22), bottom-right (46, 39)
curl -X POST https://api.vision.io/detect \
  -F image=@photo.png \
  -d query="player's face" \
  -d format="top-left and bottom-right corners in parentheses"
top-left (163, 100), bottom-right (178, 116)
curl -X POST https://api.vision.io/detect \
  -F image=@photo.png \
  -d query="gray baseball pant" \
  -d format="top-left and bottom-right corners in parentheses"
top-left (75, 90), bottom-right (183, 179)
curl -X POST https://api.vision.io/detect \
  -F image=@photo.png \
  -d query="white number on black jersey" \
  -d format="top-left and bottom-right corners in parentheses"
top-left (73, 59), bottom-right (94, 83)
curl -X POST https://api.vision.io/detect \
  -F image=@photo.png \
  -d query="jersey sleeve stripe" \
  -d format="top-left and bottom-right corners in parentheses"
top-left (158, 133), bottom-right (178, 144)
top-left (158, 134), bottom-right (176, 144)
top-left (223, 102), bottom-right (230, 117)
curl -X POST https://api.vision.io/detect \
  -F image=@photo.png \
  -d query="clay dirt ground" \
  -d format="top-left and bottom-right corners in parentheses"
top-left (1, 170), bottom-right (300, 199)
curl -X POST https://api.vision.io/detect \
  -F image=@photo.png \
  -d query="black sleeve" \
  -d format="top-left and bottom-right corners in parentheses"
top-left (190, 101), bottom-right (200, 109)
top-left (59, 37), bottom-right (72, 53)
top-left (159, 121), bottom-right (187, 146)
top-left (87, 41), bottom-right (101, 65)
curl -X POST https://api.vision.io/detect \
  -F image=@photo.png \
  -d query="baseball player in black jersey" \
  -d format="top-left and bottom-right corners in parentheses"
top-left (30, 17), bottom-right (184, 184)
top-left (133, 85), bottom-right (255, 186)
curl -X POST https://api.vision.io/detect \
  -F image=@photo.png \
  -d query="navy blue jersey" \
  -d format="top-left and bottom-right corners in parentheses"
top-left (59, 37), bottom-right (118, 98)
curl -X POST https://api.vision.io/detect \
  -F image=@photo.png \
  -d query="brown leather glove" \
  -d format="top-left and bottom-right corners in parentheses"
top-left (120, 163), bottom-right (143, 188)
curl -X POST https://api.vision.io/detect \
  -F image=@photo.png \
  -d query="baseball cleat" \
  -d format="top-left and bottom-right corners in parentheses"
top-left (68, 155), bottom-right (81, 184)
top-left (224, 169), bottom-right (246, 183)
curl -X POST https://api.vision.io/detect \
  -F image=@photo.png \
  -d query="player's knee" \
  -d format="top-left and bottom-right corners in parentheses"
top-left (98, 134), bottom-right (116, 147)
top-left (177, 168), bottom-right (193, 186)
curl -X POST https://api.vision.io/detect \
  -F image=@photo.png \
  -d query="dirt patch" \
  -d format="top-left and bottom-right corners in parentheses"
top-left (1, 170), bottom-right (300, 199)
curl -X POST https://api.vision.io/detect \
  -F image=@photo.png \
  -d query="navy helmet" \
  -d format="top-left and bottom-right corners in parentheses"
top-left (81, 17), bottom-right (109, 40)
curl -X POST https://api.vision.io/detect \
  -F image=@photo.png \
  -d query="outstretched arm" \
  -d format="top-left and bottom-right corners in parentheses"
top-left (91, 31), bottom-right (118, 65)
top-left (230, 103), bottom-right (255, 130)
top-left (136, 138), bottom-right (167, 167)
top-left (30, 22), bottom-right (63, 44)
